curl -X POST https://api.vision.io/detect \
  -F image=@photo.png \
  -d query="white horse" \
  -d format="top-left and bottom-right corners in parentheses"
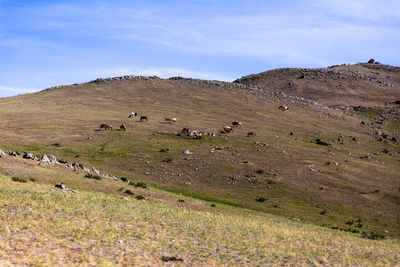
top-left (129, 112), bottom-right (138, 118)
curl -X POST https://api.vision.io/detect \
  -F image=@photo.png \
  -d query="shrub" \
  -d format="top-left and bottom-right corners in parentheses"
top-left (178, 199), bottom-right (185, 202)
top-left (11, 177), bottom-right (27, 183)
top-left (320, 210), bottom-right (327, 215)
top-left (52, 142), bottom-right (61, 147)
top-left (134, 182), bottom-right (148, 189)
top-left (84, 173), bottom-right (102, 180)
top-left (255, 169), bottom-right (264, 174)
top-left (162, 158), bottom-right (173, 163)
top-left (120, 177), bottom-right (129, 182)
top-left (211, 204), bottom-right (216, 207)
top-left (362, 231), bottom-right (386, 240)
top-left (135, 195), bottom-right (145, 200)
top-left (256, 197), bottom-right (267, 202)
top-left (315, 138), bottom-right (330, 146)
top-left (125, 189), bottom-right (134, 195)
top-left (58, 159), bottom-right (68, 164)
top-left (345, 220), bottom-right (354, 225)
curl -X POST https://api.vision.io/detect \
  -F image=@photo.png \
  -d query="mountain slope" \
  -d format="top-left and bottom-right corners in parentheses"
top-left (0, 74), bottom-right (399, 239)
top-left (235, 62), bottom-right (400, 107)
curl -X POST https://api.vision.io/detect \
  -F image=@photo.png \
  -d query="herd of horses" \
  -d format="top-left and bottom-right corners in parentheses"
top-left (98, 105), bottom-right (287, 136)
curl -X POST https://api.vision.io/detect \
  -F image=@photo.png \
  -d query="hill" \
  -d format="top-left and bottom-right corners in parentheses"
top-left (0, 73), bottom-right (398, 243)
top-left (235, 61), bottom-right (400, 108)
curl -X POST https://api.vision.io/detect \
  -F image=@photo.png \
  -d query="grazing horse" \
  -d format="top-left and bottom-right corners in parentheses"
top-left (120, 124), bottom-right (126, 131)
top-left (232, 121), bottom-right (242, 127)
top-left (223, 126), bottom-right (234, 133)
top-left (100, 123), bottom-right (112, 130)
top-left (181, 128), bottom-right (190, 135)
top-left (164, 117), bottom-right (177, 123)
top-left (140, 116), bottom-right (148, 122)
top-left (247, 131), bottom-right (256, 137)
top-left (279, 105), bottom-right (289, 111)
top-left (129, 112), bottom-right (138, 118)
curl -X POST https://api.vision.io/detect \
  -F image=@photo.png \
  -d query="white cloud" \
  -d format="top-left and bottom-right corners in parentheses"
top-left (310, 0), bottom-right (400, 21)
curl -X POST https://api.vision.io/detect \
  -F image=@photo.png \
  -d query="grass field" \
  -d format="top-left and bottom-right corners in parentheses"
top-left (0, 77), bottom-right (399, 240)
top-left (1, 172), bottom-right (399, 266)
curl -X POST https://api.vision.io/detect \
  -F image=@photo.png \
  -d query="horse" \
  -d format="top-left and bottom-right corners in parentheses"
top-left (232, 121), bottom-right (242, 127)
top-left (120, 124), bottom-right (126, 131)
top-left (140, 116), bottom-right (148, 122)
top-left (100, 123), bottom-right (112, 130)
top-left (164, 117), bottom-right (177, 123)
top-left (129, 112), bottom-right (138, 118)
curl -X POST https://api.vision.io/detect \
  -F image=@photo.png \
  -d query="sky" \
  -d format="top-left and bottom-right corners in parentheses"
top-left (0, 0), bottom-right (399, 97)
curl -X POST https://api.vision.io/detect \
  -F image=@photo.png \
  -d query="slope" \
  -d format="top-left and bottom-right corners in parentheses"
top-left (0, 75), bottom-right (399, 238)
top-left (235, 61), bottom-right (400, 108)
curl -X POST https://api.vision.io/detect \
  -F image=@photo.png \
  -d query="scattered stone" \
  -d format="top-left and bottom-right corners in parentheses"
top-left (145, 172), bottom-right (150, 175)
top-left (22, 152), bottom-right (34, 159)
top-left (183, 150), bottom-right (191, 155)
top-left (360, 154), bottom-right (371, 160)
top-left (91, 167), bottom-right (100, 175)
top-left (55, 183), bottom-right (66, 190)
top-left (161, 256), bottom-right (183, 262)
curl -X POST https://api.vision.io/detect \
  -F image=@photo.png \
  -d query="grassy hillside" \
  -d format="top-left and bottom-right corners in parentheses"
top-left (0, 172), bottom-right (399, 265)
top-left (0, 75), bottom-right (399, 241)
top-left (236, 62), bottom-right (400, 107)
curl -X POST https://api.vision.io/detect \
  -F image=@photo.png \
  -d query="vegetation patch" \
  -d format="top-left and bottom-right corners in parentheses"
top-left (11, 177), bottom-right (28, 183)
top-left (84, 173), bottom-right (102, 180)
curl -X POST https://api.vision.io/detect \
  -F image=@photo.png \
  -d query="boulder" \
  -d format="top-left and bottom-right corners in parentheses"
top-left (55, 183), bottom-right (66, 190)
top-left (22, 152), bottom-right (34, 159)
top-left (92, 167), bottom-right (100, 175)
top-left (41, 155), bottom-right (57, 164)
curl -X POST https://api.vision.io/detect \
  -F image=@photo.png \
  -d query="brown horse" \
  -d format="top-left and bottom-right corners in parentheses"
top-left (100, 123), bottom-right (112, 130)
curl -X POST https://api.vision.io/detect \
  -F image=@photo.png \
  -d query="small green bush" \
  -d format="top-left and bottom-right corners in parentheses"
top-left (125, 189), bottom-right (134, 195)
top-left (315, 138), bottom-right (330, 146)
top-left (11, 177), bottom-right (27, 183)
top-left (84, 173), bottom-right (102, 180)
top-left (135, 195), bottom-right (145, 200)
top-left (256, 197), bottom-right (267, 202)
top-left (362, 231), bottom-right (386, 240)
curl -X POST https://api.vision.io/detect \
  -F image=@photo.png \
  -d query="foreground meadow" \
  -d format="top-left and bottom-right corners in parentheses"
top-left (0, 173), bottom-right (398, 266)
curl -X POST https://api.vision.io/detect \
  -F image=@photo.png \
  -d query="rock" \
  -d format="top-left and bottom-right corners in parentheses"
top-left (92, 167), bottom-right (100, 175)
top-left (22, 152), bottom-right (34, 159)
top-left (8, 151), bottom-right (18, 157)
top-left (145, 172), bottom-right (150, 175)
top-left (360, 154), bottom-right (371, 160)
top-left (72, 162), bottom-right (83, 170)
top-left (55, 183), bottom-right (66, 190)
top-left (183, 150), bottom-right (191, 155)
top-left (41, 155), bottom-right (51, 164)
top-left (41, 155), bottom-right (57, 164)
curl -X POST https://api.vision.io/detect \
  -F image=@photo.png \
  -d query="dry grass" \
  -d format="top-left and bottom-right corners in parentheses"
top-left (0, 77), bottom-right (398, 239)
top-left (0, 173), bottom-right (399, 266)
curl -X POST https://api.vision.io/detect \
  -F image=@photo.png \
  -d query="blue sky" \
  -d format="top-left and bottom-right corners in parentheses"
top-left (0, 0), bottom-right (399, 97)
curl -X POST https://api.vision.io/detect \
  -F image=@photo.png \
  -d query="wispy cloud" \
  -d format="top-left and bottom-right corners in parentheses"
top-left (0, 0), bottom-right (399, 97)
